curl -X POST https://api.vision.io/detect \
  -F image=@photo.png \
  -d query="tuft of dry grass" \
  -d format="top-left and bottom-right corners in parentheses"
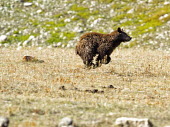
top-left (0, 47), bottom-right (170, 127)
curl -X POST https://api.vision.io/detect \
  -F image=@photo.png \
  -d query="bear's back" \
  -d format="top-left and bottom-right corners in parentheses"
top-left (80, 32), bottom-right (104, 40)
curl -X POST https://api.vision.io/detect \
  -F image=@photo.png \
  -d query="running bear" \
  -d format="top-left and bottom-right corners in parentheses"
top-left (75, 27), bottom-right (132, 68)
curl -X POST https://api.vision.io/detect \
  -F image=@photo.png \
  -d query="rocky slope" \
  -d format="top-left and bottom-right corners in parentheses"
top-left (0, 0), bottom-right (170, 51)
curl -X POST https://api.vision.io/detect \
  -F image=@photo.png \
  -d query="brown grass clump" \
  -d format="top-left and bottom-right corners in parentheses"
top-left (23, 55), bottom-right (44, 63)
top-left (0, 47), bottom-right (170, 127)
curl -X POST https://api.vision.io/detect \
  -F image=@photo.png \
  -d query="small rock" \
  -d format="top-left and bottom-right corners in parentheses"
top-left (59, 86), bottom-right (66, 90)
top-left (0, 35), bottom-right (7, 42)
top-left (115, 117), bottom-right (153, 127)
top-left (92, 89), bottom-right (98, 93)
top-left (4, 43), bottom-right (9, 48)
top-left (37, 47), bottom-right (42, 50)
top-left (0, 116), bottom-right (10, 127)
top-left (164, 1), bottom-right (170, 5)
top-left (24, 2), bottom-right (33, 7)
top-left (58, 117), bottom-right (74, 127)
top-left (47, 45), bottom-right (52, 48)
top-left (28, 35), bottom-right (35, 41)
top-left (16, 46), bottom-right (22, 50)
top-left (23, 40), bottom-right (30, 47)
top-left (127, 8), bottom-right (134, 14)
top-left (57, 42), bottom-right (62, 47)
top-left (22, 35), bottom-right (35, 47)
top-left (37, 9), bottom-right (42, 13)
top-left (64, 18), bottom-right (71, 23)
top-left (108, 85), bottom-right (115, 88)
top-left (148, 0), bottom-right (153, 3)
top-left (159, 14), bottom-right (169, 20)
top-left (121, 88), bottom-right (131, 92)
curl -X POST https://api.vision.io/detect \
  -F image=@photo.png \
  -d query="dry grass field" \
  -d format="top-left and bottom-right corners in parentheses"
top-left (0, 47), bottom-right (170, 127)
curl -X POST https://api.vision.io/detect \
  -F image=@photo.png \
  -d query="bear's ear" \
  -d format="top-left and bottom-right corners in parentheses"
top-left (117, 27), bottom-right (122, 33)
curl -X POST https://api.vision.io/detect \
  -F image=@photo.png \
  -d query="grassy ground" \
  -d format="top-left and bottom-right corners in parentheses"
top-left (0, 47), bottom-right (170, 127)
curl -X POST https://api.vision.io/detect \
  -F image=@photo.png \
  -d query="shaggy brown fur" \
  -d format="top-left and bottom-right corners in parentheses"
top-left (75, 27), bottom-right (132, 68)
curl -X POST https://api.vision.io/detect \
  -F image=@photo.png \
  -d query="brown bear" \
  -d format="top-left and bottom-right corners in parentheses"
top-left (75, 27), bottom-right (132, 68)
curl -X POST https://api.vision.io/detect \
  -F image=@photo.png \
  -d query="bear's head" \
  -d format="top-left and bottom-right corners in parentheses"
top-left (117, 27), bottom-right (132, 42)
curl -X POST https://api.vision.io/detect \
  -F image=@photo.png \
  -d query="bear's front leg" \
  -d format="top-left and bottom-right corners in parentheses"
top-left (97, 43), bottom-right (112, 65)
top-left (102, 55), bottom-right (111, 64)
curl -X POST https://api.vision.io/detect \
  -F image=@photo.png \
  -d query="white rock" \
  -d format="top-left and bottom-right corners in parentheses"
top-left (73, 26), bottom-right (83, 33)
top-left (24, 2), bottom-right (33, 7)
top-left (4, 43), bottom-right (9, 48)
top-left (37, 47), bottom-right (42, 50)
top-left (28, 35), bottom-right (35, 41)
top-left (91, 1), bottom-right (97, 6)
top-left (0, 35), bottom-right (7, 42)
top-left (57, 42), bottom-right (62, 46)
top-left (6, 32), bottom-right (12, 36)
top-left (64, 18), bottom-right (71, 23)
top-left (148, 0), bottom-right (153, 3)
top-left (127, 9), bottom-right (134, 14)
top-left (67, 44), bottom-right (71, 48)
top-left (159, 14), bottom-right (169, 20)
top-left (108, 112), bottom-right (115, 116)
top-left (163, 14), bottom-right (169, 18)
top-left (23, 40), bottom-right (30, 47)
top-left (58, 117), bottom-right (73, 127)
top-left (17, 46), bottom-right (22, 50)
top-left (0, 116), bottom-right (9, 127)
top-left (37, 9), bottom-right (42, 13)
top-left (164, 1), bottom-right (170, 5)
top-left (47, 45), bottom-right (52, 48)
top-left (22, 36), bottom-right (35, 47)
top-left (93, 18), bottom-right (102, 25)
top-left (115, 117), bottom-right (153, 127)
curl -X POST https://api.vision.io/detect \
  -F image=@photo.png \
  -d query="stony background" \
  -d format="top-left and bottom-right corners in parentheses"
top-left (0, 0), bottom-right (170, 51)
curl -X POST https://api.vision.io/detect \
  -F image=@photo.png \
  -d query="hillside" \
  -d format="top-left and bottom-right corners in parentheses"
top-left (0, 0), bottom-right (170, 50)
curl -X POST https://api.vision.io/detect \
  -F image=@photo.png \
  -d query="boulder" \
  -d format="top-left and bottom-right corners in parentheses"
top-left (58, 117), bottom-right (74, 127)
top-left (23, 2), bottom-right (33, 7)
top-left (0, 35), bottom-right (7, 42)
top-left (115, 117), bottom-right (153, 127)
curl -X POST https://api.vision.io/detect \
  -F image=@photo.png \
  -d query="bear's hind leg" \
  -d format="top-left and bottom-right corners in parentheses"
top-left (82, 55), bottom-right (95, 69)
top-left (83, 60), bottom-right (94, 68)
top-left (94, 55), bottom-right (102, 68)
